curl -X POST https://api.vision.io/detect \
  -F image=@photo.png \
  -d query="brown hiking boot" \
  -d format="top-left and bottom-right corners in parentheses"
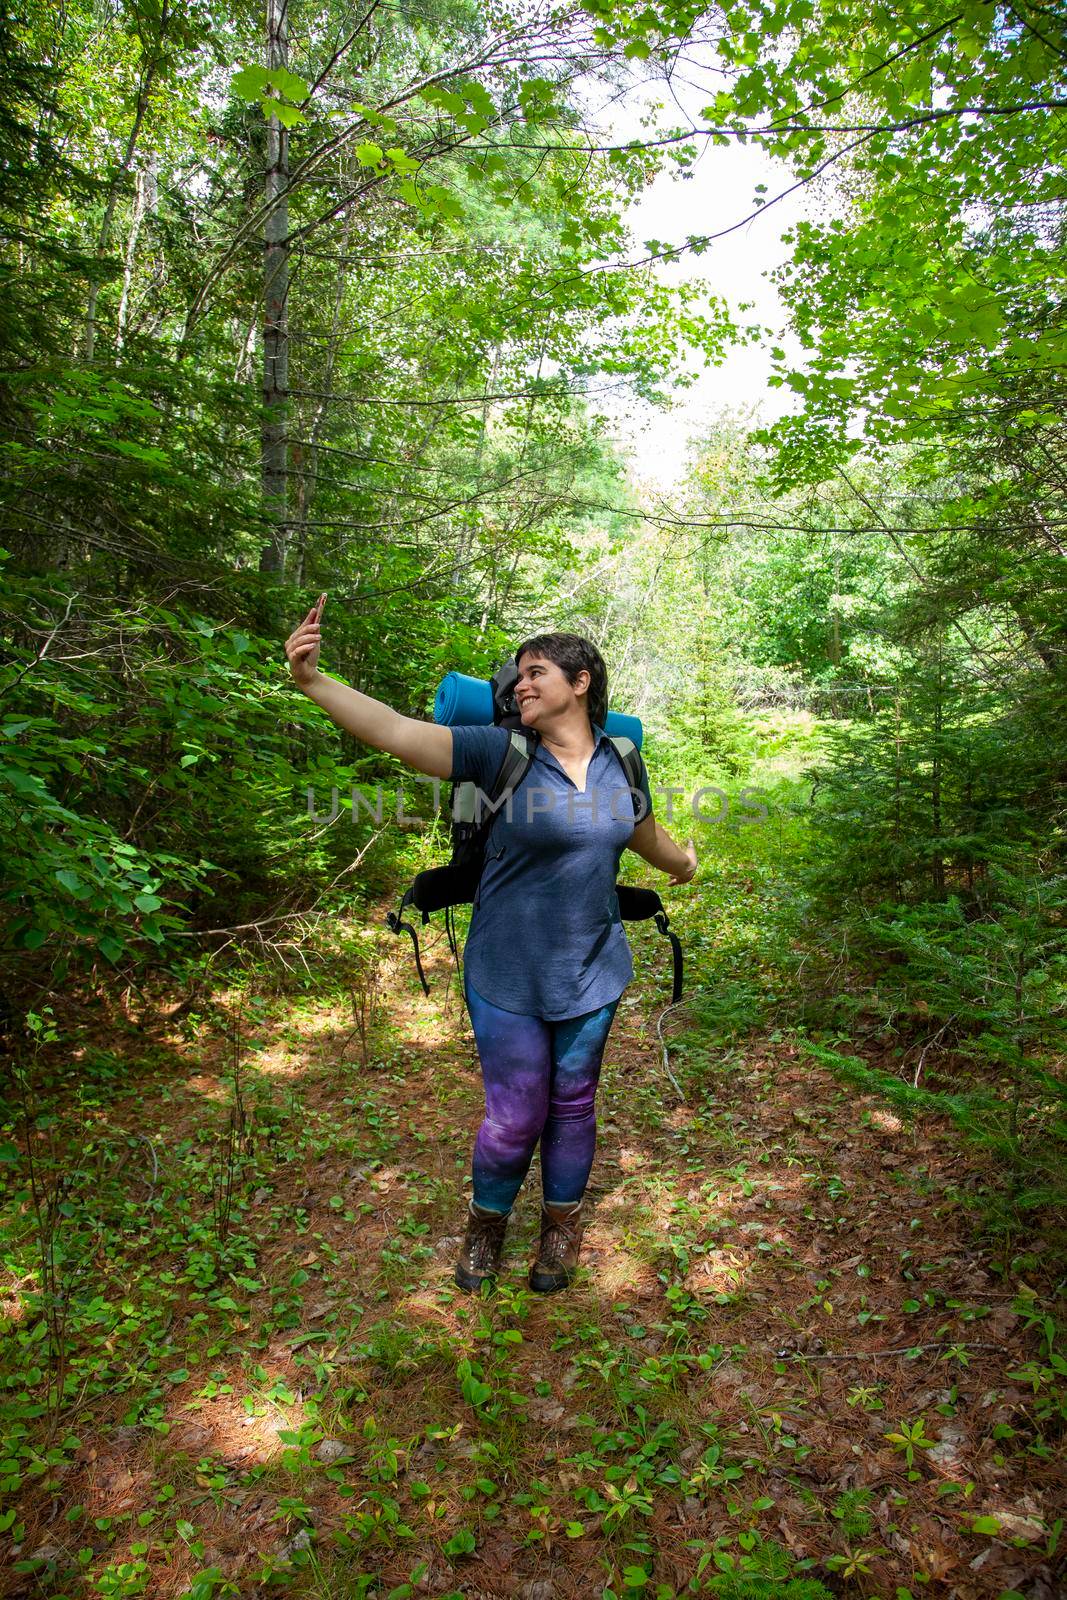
top-left (529, 1200), bottom-right (584, 1293)
top-left (454, 1200), bottom-right (510, 1292)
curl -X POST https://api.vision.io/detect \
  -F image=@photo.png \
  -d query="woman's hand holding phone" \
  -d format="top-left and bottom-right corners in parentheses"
top-left (285, 592), bottom-right (327, 689)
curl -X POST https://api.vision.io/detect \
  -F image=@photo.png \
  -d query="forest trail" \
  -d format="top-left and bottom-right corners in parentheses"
top-left (5, 0), bottom-right (1066, 1592)
top-left (11, 933), bottom-right (1062, 1600)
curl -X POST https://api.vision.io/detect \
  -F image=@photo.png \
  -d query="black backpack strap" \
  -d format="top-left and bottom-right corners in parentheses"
top-left (615, 884), bottom-right (683, 1004)
top-left (385, 888), bottom-right (430, 996)
top-left (489, 729), bottom-right (536, 813)
top-left (657, 909), bottom-right (683, 1005)
top-left (607, 734), bottom-right (644, 820)
top-left (608, 739), bottom-right (683, 1002)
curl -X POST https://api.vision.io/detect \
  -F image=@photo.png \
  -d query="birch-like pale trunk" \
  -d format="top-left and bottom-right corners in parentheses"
top-left (291, 191), bottom-right (354, 587)
top-left (259, 0), bottom-right (291, 575)
top-left (115, 163), bottom-right (153, 353)
top-left (83, 6), bottom-right (167, 363)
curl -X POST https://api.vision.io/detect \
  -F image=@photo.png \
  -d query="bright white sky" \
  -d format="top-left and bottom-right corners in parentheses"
top-left (595, 75), bottom-right (814, 490)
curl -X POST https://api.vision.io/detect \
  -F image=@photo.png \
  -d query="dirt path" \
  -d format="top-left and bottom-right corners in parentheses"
top-left (4, 940), bottom-right (1064, 1599)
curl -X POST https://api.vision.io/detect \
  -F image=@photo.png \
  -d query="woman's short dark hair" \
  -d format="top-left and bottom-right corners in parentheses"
top-left (514, 633), bottom-right (609, 728)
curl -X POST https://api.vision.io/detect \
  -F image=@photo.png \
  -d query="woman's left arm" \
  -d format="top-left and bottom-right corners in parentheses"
top-left (628, 815), bottom-right (698, 885)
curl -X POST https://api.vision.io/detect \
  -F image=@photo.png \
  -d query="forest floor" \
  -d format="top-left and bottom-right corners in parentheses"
top-left (1, 928), bottom-right (1064, 1600)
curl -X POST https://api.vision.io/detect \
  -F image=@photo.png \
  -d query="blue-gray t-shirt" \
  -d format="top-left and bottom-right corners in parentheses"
top-left (449, 723), bottom-right (654, 1020)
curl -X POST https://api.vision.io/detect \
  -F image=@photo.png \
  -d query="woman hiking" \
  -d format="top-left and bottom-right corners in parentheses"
top-left (285, 595), bottom-right (698, 1294)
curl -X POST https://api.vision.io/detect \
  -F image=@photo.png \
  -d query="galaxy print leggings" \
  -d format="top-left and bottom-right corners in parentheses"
top-left (464, 976), bottom-right (621, 1213)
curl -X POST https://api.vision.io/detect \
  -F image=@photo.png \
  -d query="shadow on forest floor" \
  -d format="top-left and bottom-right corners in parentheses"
top-left (1, 929), bottom-right (1064, 1600)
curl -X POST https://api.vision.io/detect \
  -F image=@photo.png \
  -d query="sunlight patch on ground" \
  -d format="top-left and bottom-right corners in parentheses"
top-left (617, 1145), bottom-right (652, 1173)
top-left (172, 1382), bottom-right (306, 1469)
top-left (386, 1004), bottom-right (468, 1052)
top-left (368, 1164), bottom-right (408, 1192)
top-left (583, 1236), bottom-right (647, 1296)
top-left (685, 1244), bottom-right (755, 1294)
top-left (635, 1181), bottom-right (689, 1236)
top-left (394, 1286), bottom-right (461, 1334)
top-left (288, 1007), bottom-right (350, 1037)
top-left (244, 1047), bottom-right (303, 1078)
top-left (0, 1288), bottom-right (26, 1324)
top-left (181, 1073), bottom-right (228, 1101)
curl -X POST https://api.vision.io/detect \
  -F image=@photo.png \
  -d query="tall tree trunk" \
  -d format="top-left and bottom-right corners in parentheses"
top-left (116, 162), bottom-right (153, 353)
top-left (930, 632), bottom-right (945, 897)
top-left (259, 0), bottom-right (291, 576)
top-left (291, 188), bottom-right (354, 586)
top-left (83, 7), bottom-right (166, 362)
top-left (893, 693), bottom-right (903, 900)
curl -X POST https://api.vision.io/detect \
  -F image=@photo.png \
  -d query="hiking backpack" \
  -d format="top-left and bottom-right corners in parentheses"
top-left (385, 660), bottom-right (683, 1003)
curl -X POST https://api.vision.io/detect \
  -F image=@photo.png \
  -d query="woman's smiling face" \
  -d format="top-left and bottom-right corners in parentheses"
top-left (514, 652), bottom-right (590, 729)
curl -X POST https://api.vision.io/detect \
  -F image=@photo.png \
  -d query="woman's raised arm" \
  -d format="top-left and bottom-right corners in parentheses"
top-left (285, 594), bottom-right (453, 780)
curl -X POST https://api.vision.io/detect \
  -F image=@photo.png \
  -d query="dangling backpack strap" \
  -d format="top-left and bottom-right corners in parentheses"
top-left (385, 888), bottom-right (431, 996)
top-left (615, 884), bottom-right (683, 1004)
top-left (656, 908), bottom-right (683, 1005)
top-left (609, 736), bottom-right (684, 1005)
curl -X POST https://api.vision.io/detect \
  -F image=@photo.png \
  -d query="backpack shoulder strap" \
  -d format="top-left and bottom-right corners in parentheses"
top-left (608, 734), bottom-right (640, 790)
top-left (454, 730), bottom-right (535, 826)
top-left (490, 729), bottom-right (536, 806)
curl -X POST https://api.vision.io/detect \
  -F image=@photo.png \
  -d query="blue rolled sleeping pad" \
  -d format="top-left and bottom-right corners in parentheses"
top-left (433, 671), bottom-right (643, 749)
